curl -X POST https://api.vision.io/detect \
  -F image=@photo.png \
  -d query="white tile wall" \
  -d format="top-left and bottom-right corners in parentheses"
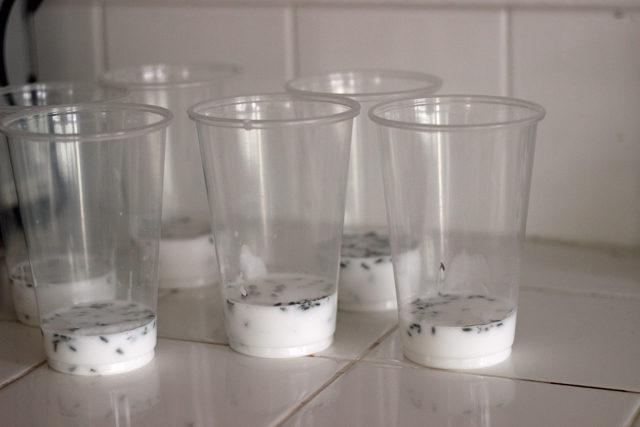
top-left (32, 0), bottom-right (640, 248)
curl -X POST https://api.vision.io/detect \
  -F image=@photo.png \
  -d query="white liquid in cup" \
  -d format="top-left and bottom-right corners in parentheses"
top-left (10, 260), bottom-right (118, 327)
top-left (338, 231), bottom-right (396, 312)
top-left (223, 274), bottom-right (337, 358)
top-left (399, 293), bottom-right (516, 369)
top-left (41, 300), bottom-right (157, 375)
top-left (9, 262), bottom-right (38, 326)
top-left (159, 217), bottom-right (218, 289)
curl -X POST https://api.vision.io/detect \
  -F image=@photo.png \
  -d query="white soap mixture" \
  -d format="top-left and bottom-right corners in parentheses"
top-left (399, 293), bottom-right (517, 369)
top-left (223, 274), bottom-right (337, 358)
top-left (159, 217), bottom-right (218, 288)
top-left (338, 231), bottom-right (396, 312)
top-left (10, 260), bottom-right (117, 327)
top-left (9, 262), bottom-right (38, 326)
top-left (41, 300), bottom-right (157, 375)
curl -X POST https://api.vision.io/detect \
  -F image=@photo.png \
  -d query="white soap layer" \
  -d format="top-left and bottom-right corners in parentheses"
top-left (224, 274), bottom-right (337, 358)
top-left (10, 260), bottom-right (117, 327)
top-left (399, 293), bottom-right (517, 369)
top-left (159, 217), bottom-right (217, 289)
top-left (41, 300), bottom-right (157, 375)
top-left (9, 262), bottom-right (38, 326)
top-left (339, 231), bottom-right (396, 312)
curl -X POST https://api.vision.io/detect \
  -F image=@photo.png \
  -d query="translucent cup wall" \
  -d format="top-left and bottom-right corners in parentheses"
top-left (1, 102), bottom-right (171, 375)
top-left (189, 94), bottom-right (359, 358)
top-left (101, 63), bottom-right (240, 289)
top-left (285, 70), bottom-right (442, 312)
top-left (369, 95), bottom-right (545, 369)
top-left (0, 82), bottom-right (128, 326)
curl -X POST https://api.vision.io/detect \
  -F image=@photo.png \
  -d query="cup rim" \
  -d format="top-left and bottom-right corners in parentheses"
top-left (0, 102), bottom-right (173, 142)
top-left (187, 93), bottom-right (361, 129)
top-left (285, 69), bottom-right (443, 102)
top-left (0, 81), bottom-right (130, 114)
top-left (368, 95), bottom-right (546, 132)
top-left (100, 62), bottom-right (241, 89)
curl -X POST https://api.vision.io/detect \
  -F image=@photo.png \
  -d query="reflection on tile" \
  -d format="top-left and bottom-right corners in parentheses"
top-left (0, 321), bottom-right (45, 387)
top-left (366, 289), bottom-right (640, 392)
top-left (157, 285), bottom-right (227, 344)
top-left (281, 362), bottom-right (640, 427)
top-left (0, 339), bottom-right (346, 427)
top-left (317, 309), bottom-right (398, 360)
top-left (522, 240), bottom-right (640, 298)
top-left (0, 356), bottom-right (161, 426)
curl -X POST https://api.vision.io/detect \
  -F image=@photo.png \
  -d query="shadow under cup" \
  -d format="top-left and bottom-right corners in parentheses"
top-left (369, 95), bottom-right (545, 369)
top-left (0, 102), bottom-right (172, 375)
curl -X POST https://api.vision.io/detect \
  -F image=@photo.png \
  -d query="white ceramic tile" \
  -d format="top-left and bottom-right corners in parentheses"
top-left (522, 240), bottom-right (640, 298)
top-left (0, 338), bottom-right (347, 426)
top-left (0, 321), bottom-right (45, 387)
top-left (366, 288), bottom-right (640, 392)
top-left (512, 9), bottom-right (640, 247)
top-left (34, 1), bottom-right (105, 82)
top-left (296, 7), bottom-right (505, 94)
top-left (281, 362), bottom-right (640, 427)
top-left (316, 309), bottom-right (398, 360)
top-left (157, 285), bottom-right (228, 344)
top-left (105, 5), bottom-right (289, 95)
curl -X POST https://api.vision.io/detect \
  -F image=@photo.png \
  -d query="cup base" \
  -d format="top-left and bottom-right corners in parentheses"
top-left (229, 335), bottom-right (334, 358)
top-left (338, 299), bottom-right (397, 312)
top-left (403, 347), bottom-right (512, 370)
top-left (47, 350), bottom-right (155, 376)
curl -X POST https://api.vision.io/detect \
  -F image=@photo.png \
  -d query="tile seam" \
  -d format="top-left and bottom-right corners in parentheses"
top-left (0, 360), bottom-right (47, 392)
top-left (273, 359), bottom-right (357, 427)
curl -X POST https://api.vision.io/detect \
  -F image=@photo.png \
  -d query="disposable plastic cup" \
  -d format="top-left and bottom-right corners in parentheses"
top-left (0, 82), bottom-right (128, 326)
top-left (369, 95), bottom-right (545, 369)
top-left (189, 93), bottom-right (360, 358)
top-left (0, 102), bottom-right (172, 375)
top-left (101, 63), bottom-right (240, 289)
top-left (286, 70), bottom-right (442, 312)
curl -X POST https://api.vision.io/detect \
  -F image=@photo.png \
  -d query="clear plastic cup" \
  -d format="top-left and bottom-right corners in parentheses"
top-left (0, 102), bottom-right (172, 375)
top-left (369, 95), bottom-right (545, 369)
top-left (101, 63), bottom-right (240, 289)
top-left (0, 82), bottom-right (129, 326)
top-left (286, 70), bottom-right (442, 312)
top-left (189, 93), bottom-right (360, 358)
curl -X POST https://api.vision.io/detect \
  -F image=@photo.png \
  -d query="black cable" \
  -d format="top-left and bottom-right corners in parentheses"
top-left (0, 0), bottom-right (17, 87)
top-left (0, 0), bottom-right (44, 86)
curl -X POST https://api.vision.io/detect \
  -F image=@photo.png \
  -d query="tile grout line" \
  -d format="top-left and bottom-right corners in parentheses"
top-left (156, 335), bottom-right (230, 347)
top-left (0, 360), bottom-right (47, 392)
top-left (354, 357), bottom-right (640, 395)
top-left (273, 360), bottom-right (357, 427)
top-left (271, 324), bottom-right (400, 426)
top-left (520, 284), bottom-right (640, 301)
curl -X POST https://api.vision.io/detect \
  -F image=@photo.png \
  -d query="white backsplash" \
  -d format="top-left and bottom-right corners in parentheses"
top-left (33, 0), bottom-right (640, 248)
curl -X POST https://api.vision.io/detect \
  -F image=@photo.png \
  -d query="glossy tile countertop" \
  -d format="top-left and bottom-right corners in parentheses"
top-left (0, 240), bottom-right (639, 427)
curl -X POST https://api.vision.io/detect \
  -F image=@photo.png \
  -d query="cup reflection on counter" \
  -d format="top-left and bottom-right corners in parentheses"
top-left (0, 102), bottom-right (171, 375)
top-left (399, 369), bottom-right (516, 426)
top-left (45, 358), bottom-right (161, 426)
